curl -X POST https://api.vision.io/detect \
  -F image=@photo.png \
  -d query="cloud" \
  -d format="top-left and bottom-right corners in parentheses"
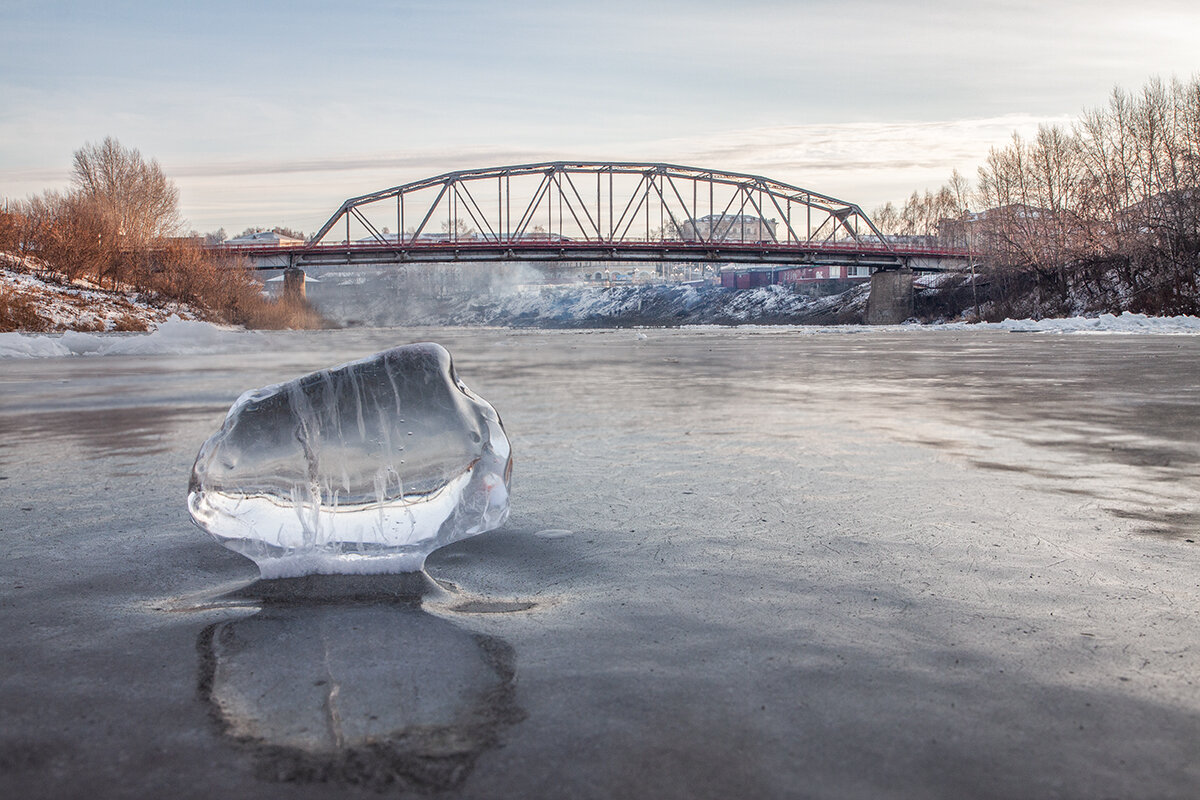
top-left (160, 114), bottom-right (1062, 184)
top-left (649, 115), bottom-right (1067, 170)
top-left (166, 148), bottom-right (547, 180)
top-left (628, 115), bottom-right (1070, 206)
top-left (0, 113), bottom-right (1073, 232)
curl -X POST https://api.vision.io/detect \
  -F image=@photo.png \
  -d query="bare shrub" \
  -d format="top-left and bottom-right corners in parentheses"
top-left (0, 206), bottom-right (21, 252)
top-left (0, 287), bottom-right (51, 332)
top-left (142, 239), bottom-right (326, 329)
top-left (112, 313), bottom-right (149, 332)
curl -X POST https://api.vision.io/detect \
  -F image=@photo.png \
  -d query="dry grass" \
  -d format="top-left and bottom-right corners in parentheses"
top-left (112, 313), bottom-right (150, 332)
top-left (0, 286), bottom-right (51, 332)
top-left (234, 296), bottom-right (328, 330)
top-left (142, 240), bottom-right (328, 329)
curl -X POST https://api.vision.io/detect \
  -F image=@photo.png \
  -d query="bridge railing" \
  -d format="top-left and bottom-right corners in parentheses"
top-left (214, 238), bottom-right (969, 259)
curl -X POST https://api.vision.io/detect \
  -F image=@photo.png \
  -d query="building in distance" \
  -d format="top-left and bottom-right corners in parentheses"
top-left (225, 230), bottom-right (305, 247)
top-left (677, 214), bottom-right (778, 243)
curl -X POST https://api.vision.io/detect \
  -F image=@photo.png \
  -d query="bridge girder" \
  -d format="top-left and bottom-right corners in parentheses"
top-left (307, 161), bottom-right (893, 259)
top-left (289, 240), bottom-right (906, 270)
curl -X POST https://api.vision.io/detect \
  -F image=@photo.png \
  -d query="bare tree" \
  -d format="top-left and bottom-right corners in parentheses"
top-left (202, 228), bottom-right (227, 245)
top-left (236, 226), bottom-right (305, 241)
top-left (440, 218), bottom-right (477, 240)
top-left (948, 169), bottom-right (972, 212)
top-left (71, 137), bottom-right (180, 244)
top-left (872, 201), bottom-right (901, 235)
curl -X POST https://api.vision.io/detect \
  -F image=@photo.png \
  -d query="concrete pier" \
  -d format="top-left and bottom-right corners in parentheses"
top-left (866, 268), bottom-right (914, 325)
top-left (281, 267), bottom-right (307, 302)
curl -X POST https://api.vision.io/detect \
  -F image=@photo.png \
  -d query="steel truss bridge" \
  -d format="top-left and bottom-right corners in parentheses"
top-left (221, 162), bottom-right (968, 271)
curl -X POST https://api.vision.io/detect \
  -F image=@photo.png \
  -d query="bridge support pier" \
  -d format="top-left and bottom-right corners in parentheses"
top-left (282, 267), bottom-right (307, 303)
top-left (866, 268), bottom-right (914, 325)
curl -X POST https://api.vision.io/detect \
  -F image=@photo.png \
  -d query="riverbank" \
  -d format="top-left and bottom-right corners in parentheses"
top-left (1, 251), bottom-right (330, 333)
top-left (5, 307), bottom-right (1200, 360)
top-left (425, 283), bottom-right (870, 327)
top-left (0, 252), bottom-right (204, 332)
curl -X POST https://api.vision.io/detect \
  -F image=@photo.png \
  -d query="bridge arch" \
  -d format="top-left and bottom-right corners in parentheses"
top-left (308, 161), bottom-right (890, 253)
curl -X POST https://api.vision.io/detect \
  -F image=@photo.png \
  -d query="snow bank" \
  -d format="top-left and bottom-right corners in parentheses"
top-left (0, 316), bottom-right (261, 358)
top-left (332, 284), bottom-right (864, 328)
top-left (929, 312), bottom-right (1200, 335)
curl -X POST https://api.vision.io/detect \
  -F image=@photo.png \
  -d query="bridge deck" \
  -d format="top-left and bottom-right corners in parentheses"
top-left (218, 240), bottom-right (969, 271)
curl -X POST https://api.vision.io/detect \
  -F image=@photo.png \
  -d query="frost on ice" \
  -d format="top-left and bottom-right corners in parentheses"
top-left (188, 343), bottom-right (511, 577)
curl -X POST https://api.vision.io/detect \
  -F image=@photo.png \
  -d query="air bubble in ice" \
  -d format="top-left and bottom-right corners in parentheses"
top-left (187, 343), bottom-right (511, 577)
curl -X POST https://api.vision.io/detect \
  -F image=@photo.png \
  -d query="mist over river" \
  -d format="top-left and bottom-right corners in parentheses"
top-left (2, 326), bottom-right (1198, 799)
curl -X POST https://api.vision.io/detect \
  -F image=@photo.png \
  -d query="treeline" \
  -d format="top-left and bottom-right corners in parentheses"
top-left (881, 76), bottom-right (1200, 319)
top-left (873, 171), bottom-right (971, 241)
top-left (199, 225), bottom-right (309, 245)
top-left (0, 138), bottom-right (323, 329)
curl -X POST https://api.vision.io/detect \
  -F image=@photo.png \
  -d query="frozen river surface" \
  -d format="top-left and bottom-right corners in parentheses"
top-left (1, 326), bottom-right (1198, 799)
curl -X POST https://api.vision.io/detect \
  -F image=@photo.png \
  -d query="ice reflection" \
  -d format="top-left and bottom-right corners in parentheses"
top-left (196, 576), bottom-right (523, 792)
top-left (0, 405), bottom-right (219, 470)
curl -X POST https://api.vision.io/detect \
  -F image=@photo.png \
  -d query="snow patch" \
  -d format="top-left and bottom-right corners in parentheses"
top-left (928, 312), bottom-right (1200, 335)
top-left (0, 316), bottom-right (261, 359)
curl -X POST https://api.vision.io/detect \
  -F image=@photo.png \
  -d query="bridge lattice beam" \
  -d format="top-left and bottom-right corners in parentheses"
top-left (306, 162), bottom-right (893, 256)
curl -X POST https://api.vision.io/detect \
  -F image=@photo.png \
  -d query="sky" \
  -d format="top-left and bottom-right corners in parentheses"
top-left (2, 0), bottom-right (1200, 235)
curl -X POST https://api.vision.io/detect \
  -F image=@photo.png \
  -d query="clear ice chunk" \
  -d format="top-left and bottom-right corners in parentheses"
top-left (188, 343), bottom-right (511, 577)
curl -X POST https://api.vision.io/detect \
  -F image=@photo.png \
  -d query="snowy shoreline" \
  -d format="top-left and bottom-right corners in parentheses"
top-left (3, 310), bottom-right (1199, 359)
top-left (0, 316), bottom-right (261, 358)
top-left (1, 255), bottom-right (204, 334)
top-left (922, 312), bottom-right (1200, 334)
